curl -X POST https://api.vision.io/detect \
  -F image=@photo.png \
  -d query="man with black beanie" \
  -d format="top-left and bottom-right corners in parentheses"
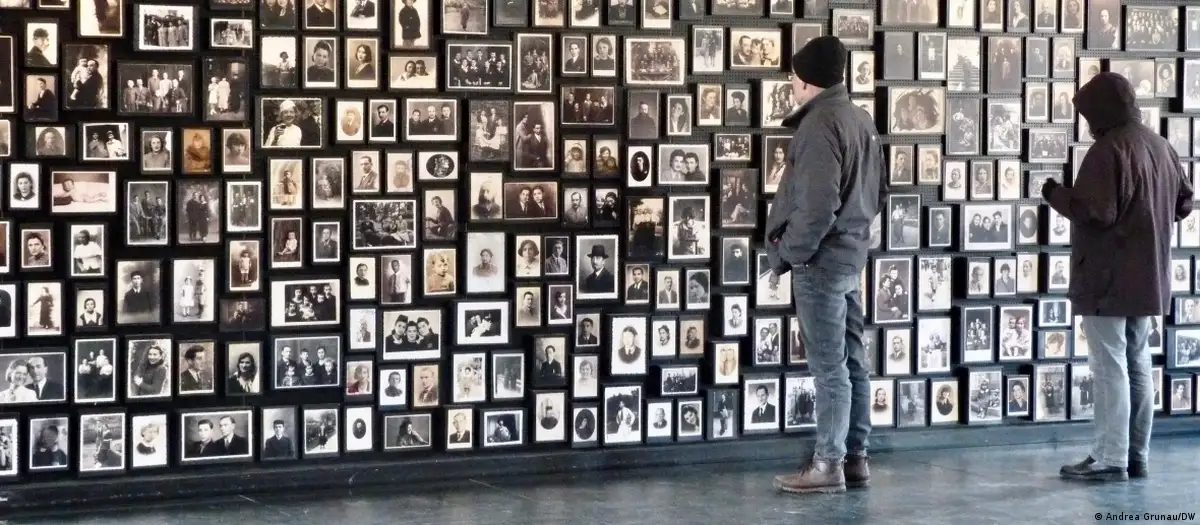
top-left (766, 36), bottom-right (888, 495)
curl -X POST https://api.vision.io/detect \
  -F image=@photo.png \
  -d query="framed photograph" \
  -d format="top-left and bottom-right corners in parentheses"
top-left (178, 409), bottom-right (253, 464)
top-left (114, 260), bottom-right (163, 326)
top-left (446, 42), bottom-right (511, 90)
top-left (961, 306), bottom-right (994, 364)
top-left (576, 235), bottom-right (619, 300)
top-left (534, 392), bottom-right (567, 443)
top-left (832, 9), bottom-right (873, 45)
top-left (412, 364), bottom-right (439, 407)
top-left (571, 404), bottom-right (599, 447)
top-left (511, 101), bottom-right (555, 171)
top-left (573, 354), bottom-right (599, 399)
top-left (1168, 375), bottom-right (1194, 415)
top-left (1068, 362), bottom-right (1095, 420)
top-left (351, 199), bottom-right (417, 250)
top-left (624, 38), bottom-right (685, 86)
top-left (514, 34), bottom-right (553, 94)
top-left (259, 97), bottom-right (325, 149)
top-left (344, 406), bottom-right (373, 453)
top-left (128, 413), bottom-right (168, 469)
top-left (454, 300), bottom-right (510, 346)
top-left (300, 406), bottom-right (340, 457)
top-left (271, 334), bottom-right (341, 390)
top-left (446, 407), bottom-right (473, 450)
top-left (873, 257), bottom-right (912, 324)
top-left (134, 5), bottom-right (196, 51)
top-left (590, 34), bottom-right (617, 76)
top-left (964, 369), bottom-right (1003, 424)
top-left (225, 342), bottom-right (262, 395)
top-left (728, 28), bottom-right (781, 70)
top-left (929, 378), bottom-right (959, 425)
top-left (28, 416), bottom-right (69, 472)
top-left (886, 195), bottom-right (921, 251)
top-left (603, 384), bottom-right (643, 445)
top-left (269, 278), bottom-right (341, 327)
top-left (742, 375), bottom-right (780, 434)
top-left (961, 204), bottom-right (1013, 251)
top-left (576, 312), bottom-right (601, 348)
top-left (610, 315), bottom-right (648, 376)
top-left (480, 408), bottom-right (523, 448)
top-left (78, 412), bottom-right (126, 474)
top-left (391, 0), bottom-right (431, 49)
top-left (887, 87), bottom-right (946, 135)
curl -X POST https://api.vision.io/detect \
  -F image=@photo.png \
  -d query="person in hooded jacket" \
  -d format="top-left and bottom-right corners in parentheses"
top-left (1043, 72), bottom-right (1194, 482)
top-left (765, 36), bottom-right (888, 495)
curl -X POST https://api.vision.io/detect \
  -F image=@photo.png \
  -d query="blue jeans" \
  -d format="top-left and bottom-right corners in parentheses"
top-left (792, 264), bottom-right (871, 462)
top-left (1079, 316), bottom-right (1154, 469)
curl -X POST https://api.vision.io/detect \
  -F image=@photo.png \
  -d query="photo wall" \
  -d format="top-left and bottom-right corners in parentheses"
top-left (0, 0), bottom-right (1198, 483)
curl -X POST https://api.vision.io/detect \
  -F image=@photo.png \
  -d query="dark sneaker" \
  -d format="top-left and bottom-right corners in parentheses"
top-left (1060, 456), bottom-right (1128, 482)
top-left (844, 455), bottom-right (870, 488)
top-left (774, 457), bottom-right (847, 494)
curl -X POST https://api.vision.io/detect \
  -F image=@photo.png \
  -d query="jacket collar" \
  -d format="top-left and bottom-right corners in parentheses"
top-left (782, 84), bottom-right (849, 129)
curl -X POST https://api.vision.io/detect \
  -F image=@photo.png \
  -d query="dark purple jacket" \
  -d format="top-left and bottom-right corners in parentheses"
top-left (1045, 72), bottom-right (1194, 317)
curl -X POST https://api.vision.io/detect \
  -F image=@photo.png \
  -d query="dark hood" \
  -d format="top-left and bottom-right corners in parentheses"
top-left (1073, 72), bottom-right (1140, 138)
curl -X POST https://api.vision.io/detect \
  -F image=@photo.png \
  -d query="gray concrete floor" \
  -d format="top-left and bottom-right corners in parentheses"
top-left (8, 437), bottom-right (1199, 524)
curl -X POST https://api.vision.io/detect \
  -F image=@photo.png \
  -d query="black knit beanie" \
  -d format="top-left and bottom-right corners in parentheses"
top-left (790, 36), bottom-right (847, 88)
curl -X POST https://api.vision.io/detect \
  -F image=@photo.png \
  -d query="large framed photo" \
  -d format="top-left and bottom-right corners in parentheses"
top-left (515, 34), bottom-right (553, 94)
top-left (887, 87), bottom-right (945, 135)
top-left (269, 278), bottom-right (341, 327)
top-left (656, 144), bottom-right (709, 186)
top-left (178, 409), bottom-right (253, 464)
top-left (272, 334), bottom-right (341, 390)
top-left (742, 374), bottom-right (780, 434)
top-left (624, 38), bottom-right (685, 86)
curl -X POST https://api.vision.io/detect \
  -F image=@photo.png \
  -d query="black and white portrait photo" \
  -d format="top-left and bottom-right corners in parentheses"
top-left (603, 385), bottom-right (642, 444)
top-left (897, 380), bottom-right (927, 427)
top-left (259, 97), bottom-right (324, 148)
top-left (610, 316), bottom-right (647, 376)
top-left (270, 279), bottom-right (341, 327)
top-left (512, 101), bottom-right (555, 171)
top-left (624, 37), bottom-right (684, 86)
top-left (455, 301), bottom-right (509, 346)
top-left (136, 4), bottom-right (195, 51)
top-left (576, 235), bottom-right (619, 300)
top-left (115, 260), bottom-right (162, 325)
top-left (351, 199), bottom-right (417, 250)
top-left (562, 86), bottom-right (616, 125)
top-left (880, 0), bottom-right (937, 25)
top-left (77, 413), bottom-right (124, 473)
top-left (446, 43), bottom-right (512, 90)
top-left (179, 410), bottom-right (253, 463)
top-left (1086, 0), bottom-right (1121, 50)
top-left (62, 44), bottom-right (110, 110)
top-left (515, 34), bottom-right (552, 94)
top-left (482, 409), bottom-right (522, 448)
top-left (0, 351), bottom-right (67, 405)
top-left (967, 370), bottom-right (1002, 423)
top-left (887, 87), bottom-right (945, 135)
top-left (743, 378), bottom-right (779, 432)
top-left (28, 416), bottom-right (68, 472)
top-left (873, 257), bottom-right (912, 324)
top-left (886, 195), bottom-right (920, 250)
top-left (389, 54), bottom-right (437, 90)
top-left (666, 196), bottom-right (710, 261)
top-left (73, 338), bottom-right (116, 403)
top-left (130, 414), bottom-right (168, 468)
top-left (392, 0), bottom-right (431, 49)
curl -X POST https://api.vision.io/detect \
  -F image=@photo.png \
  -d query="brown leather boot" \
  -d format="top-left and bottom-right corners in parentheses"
top-left (844, 455), bottom-right (870, 488)
top-left (773, 457), bottom-right (846, 494)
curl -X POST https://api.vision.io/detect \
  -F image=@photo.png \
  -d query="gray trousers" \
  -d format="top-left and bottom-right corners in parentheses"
top-left (791, 264), bottom-right (872, 462)
top-left (1079, 316), bottom-right (1154, 469)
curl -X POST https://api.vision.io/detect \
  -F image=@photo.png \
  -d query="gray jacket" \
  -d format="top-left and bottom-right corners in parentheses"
top-left (765, 84), bottom-right (887, 276)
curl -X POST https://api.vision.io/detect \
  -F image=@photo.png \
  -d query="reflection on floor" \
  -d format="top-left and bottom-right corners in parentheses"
top-left (9, 437), bottom-right (1200, 525)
